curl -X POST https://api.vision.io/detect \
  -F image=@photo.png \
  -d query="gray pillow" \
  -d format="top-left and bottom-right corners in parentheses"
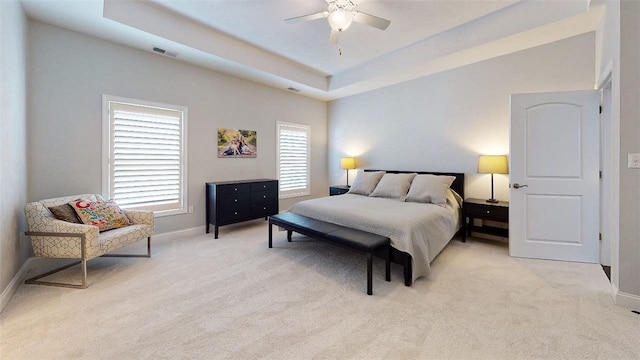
top-left (347, 171), bottom-right (385, 196)
top-left (48, 204), bottom-right (82, 223)
top-left (370, 173), bottom-right (417, 201)
top-left (405, 174), bottom-right (456, 206)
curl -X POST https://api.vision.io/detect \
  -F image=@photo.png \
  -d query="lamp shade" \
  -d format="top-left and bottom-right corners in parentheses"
top-left (478, 155), bottom-right (508, 174)
top-left (340, 157), bottom-right (356, 170)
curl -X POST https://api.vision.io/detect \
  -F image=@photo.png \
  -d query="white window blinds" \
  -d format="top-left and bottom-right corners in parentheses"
top-left (103, 96), bottom-right (187, 215)
top-left (277, 122), bottom-right (310, 199)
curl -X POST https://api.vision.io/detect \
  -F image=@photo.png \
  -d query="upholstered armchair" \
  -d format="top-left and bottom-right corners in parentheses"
top-left (25, 194), bottom-right (154, 289)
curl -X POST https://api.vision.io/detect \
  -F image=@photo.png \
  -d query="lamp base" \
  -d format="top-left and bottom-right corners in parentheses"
top-left (486, 198), bottom-right (499, 203)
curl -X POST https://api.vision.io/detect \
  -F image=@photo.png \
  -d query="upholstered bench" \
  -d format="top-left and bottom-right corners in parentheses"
top-left (268, 212), bottom-right (390, 295)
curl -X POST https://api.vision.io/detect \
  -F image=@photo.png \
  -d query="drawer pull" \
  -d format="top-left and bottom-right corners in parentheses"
top-left (234, 199), bottom-right (237, 202)
top-left (234, 188), bottom-right (237, 191)
top-left (263, 207), bottom-right (266, 210)
top-left (263, 185), bottom-right (266, 188)
top-left (486, 210), bottom-right (490, 214)
top-left (234, 211), bottom-right (238, 215)
top-left (263, 195), bottom-right (266, 198)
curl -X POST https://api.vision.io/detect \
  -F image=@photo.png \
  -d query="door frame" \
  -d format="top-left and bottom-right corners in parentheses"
top-left (597, 61), bottom-right (619, 287)
top-left (599, 75), bottom-right (613, 267)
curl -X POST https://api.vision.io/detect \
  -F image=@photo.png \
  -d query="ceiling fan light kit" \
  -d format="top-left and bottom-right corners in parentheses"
top-left (285, 0), bottom-right (390, 55)
top-left (328, 9), bottom-right (353, 31)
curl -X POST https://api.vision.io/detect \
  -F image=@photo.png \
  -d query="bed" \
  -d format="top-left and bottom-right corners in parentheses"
top-left (288, 170), bottom-right (465, 285)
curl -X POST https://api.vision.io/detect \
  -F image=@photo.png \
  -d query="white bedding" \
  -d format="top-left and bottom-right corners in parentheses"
top-left (288, 192), bottom-right (462, 283)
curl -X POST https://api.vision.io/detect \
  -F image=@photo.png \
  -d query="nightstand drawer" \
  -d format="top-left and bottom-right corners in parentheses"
top-left (466, 203), bottom-right (508, 222)
top-left (330, 186), bottom-right (350, 196)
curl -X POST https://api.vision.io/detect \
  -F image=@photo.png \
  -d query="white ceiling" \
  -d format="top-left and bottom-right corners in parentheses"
top-left (21, 0), bottom-right (603, 101)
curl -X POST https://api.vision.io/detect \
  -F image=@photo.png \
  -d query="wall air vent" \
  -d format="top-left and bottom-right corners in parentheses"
top-left (152, 47), bottom-right (178, 58)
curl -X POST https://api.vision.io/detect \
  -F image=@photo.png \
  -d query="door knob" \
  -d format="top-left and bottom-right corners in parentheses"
top-left (512, 183), bottom-right (528, 189)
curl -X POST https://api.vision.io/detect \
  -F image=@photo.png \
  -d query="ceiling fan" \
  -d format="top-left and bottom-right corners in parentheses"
top-left (285, 0), bottom-right (390, 52)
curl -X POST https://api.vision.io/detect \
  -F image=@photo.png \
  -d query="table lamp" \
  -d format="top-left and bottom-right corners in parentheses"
top-left (477, 155), bottom-right (508, 203)
top-left (340, 157), bottom-right (356, 187)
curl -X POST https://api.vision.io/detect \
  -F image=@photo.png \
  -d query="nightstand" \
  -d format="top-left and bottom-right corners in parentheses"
top-left (464, 198), bottom-right (509, 238)
top-left (329, 185), bottom-right (350, 196)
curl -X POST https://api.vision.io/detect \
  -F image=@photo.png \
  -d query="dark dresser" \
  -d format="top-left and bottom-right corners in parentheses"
top-left (206, 179), bottom-right (278, 238)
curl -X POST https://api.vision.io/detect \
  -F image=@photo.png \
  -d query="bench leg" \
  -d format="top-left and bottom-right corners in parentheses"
top-left (367, 253), bottom-right (373, 295)
top-left (385, 246), bottom-right (391, 282)
top-left (268, 222), bottom-right (273, 248)
top-left (287, 230), bottom-right (292, 242)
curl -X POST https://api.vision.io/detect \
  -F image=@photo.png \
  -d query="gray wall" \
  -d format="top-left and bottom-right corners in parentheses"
top-left (27, 20), bottom-right (328, 235)
top-left (328, 33), bottom-right (595, 202)
top-left (596, 0), bottom-right (640, 303)
top-left (0, 1), bottom-right (29, 297)
top-left (618, 0), bottom-right (640, 299)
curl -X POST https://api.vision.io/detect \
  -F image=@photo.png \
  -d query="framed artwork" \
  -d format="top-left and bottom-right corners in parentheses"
top-left (217, 128), bottom-right (257, 158)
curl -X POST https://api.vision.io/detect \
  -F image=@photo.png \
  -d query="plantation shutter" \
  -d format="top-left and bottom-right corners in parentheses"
top-left (108, 101), bottom-right (185, 212)
top-left (277, 122), bottom-right (310, 198)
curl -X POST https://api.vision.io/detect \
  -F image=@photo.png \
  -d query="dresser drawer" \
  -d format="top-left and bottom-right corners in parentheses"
top-left (217, 183), bottom-right (251, 198)
top-left (466, 203), bottom-right (508, 222)
top-left (251, 201), bottom-right (278, 217)
top-left (251, 190), bottom-right (278, 203)
top-left (218, 204), bottom-right (251, 222)
top-left (251, 181), bottom-right (277, 193)
top-left (217, 192), bottom-right (251, 206)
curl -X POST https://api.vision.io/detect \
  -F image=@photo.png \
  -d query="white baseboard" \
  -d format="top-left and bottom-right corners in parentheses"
top-left (611, 282), bottom-right (640, 311)
top-left (0, 258), bottom-right (33, 314)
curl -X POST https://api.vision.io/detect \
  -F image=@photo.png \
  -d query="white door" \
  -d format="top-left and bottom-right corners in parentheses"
top-left (510, 90), bottom-right (599, 263)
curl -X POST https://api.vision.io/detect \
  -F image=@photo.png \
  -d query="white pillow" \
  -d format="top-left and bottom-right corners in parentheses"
top-left (369, 173), bottom-right (417, 201)
top-left (405, 174), bottom-right (456, 206)
top-left (347, 171), bottom-right (385, 196)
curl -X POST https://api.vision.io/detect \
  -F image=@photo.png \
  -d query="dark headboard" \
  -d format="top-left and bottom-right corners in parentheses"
top-left (364, 169), bottom-right (465, 199)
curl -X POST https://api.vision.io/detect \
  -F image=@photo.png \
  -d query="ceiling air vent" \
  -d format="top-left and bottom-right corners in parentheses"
top-left (152, 47), bottom-right (178, 58)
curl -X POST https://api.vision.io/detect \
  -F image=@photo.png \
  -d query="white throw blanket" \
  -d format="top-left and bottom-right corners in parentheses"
top-left (289, 193), bottom-right (461, 283)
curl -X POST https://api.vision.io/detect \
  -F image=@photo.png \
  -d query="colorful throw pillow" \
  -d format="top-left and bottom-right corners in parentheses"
top-left (69, 200), bottom-right (130, 231)
top-left (347, 171), bottom-right (385, 196)
top-left (48, 204), bottom-right (82, 224)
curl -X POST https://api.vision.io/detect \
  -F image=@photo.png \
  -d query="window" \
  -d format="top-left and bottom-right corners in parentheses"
top-left (277, 121), bottom-right (310, 199)
top-left (102, 95), bottom-right (187, 216)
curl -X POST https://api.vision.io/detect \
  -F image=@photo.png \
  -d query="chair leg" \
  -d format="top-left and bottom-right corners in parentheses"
top-left (25, 237), bottom-right (151, 289)
top-left (25, 232), bottom-right (89, 289)
top-left (25, 259), bottom-right (88, 289)
top-left (102, 237), bottom-right (152, 258)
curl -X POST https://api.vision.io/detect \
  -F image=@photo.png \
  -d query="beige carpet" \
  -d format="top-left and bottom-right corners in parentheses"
top-left (1, 220), bottom-right (638, 359)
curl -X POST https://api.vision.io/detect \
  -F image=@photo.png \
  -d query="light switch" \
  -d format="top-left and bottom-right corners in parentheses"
top-left (628, 153), bottom-right (640, 168)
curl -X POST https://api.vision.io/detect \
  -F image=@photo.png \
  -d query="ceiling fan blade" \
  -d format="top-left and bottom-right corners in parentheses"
top-left (329, 29), bottom-right (339, 45)
top-left (353, 11), bottom-right (390, 30)
top-left (284, 11), bottom-right (328, 24)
